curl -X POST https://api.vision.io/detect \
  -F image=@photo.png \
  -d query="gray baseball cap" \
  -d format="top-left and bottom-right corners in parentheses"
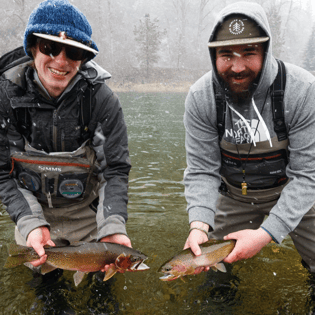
top-left (208, 15), bottom-right (269, 48)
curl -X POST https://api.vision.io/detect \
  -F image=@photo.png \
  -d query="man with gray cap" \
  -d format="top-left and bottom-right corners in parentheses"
top-left (0, 0), bottom-right (132, 278)
top-left (183, 1), bottom-right (315, 274)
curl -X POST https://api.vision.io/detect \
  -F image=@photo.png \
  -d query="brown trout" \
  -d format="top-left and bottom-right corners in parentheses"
top-left (159, 239), bottom-right (235, 281)
top-left (4, 242), bottom-right (149, 286)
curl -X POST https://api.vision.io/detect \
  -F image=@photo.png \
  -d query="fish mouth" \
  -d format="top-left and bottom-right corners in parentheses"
top-left (159, 273), bottom-right (179, 281)
top-left (130, 259), bottom-right (150, 271)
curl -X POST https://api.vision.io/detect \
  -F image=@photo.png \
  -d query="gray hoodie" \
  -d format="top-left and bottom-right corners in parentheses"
top-left (184, 1), bottom-right (315, 243)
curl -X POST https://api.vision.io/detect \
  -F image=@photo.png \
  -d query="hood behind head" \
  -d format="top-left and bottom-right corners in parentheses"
top-left (208, 2), bottom-right (277, 97)
top-left (80, 60), bottom-right (111, 85)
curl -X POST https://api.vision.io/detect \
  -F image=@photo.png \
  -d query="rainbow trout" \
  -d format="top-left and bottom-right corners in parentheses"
top-left (159, 239), bottom-right (235, 281)
top-left (4, 242), bottom-right (149, 286)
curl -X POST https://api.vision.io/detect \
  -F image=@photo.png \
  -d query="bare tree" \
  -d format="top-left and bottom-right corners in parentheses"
top-left (196, 0), bottom-right (212, 45)
top-left (171, 0), bottom-right (192, 69)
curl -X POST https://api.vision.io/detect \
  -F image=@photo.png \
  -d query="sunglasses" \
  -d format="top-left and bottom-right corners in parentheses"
top-left (37, 38), bottom-right (87, 61)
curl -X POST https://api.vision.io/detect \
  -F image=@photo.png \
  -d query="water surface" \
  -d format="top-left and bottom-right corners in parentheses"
top-left (0, 92), bottom-right (314, 314)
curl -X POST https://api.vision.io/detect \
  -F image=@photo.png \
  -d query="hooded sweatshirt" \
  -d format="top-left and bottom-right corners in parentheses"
top-left (184, 1), bottom-right (315, 243)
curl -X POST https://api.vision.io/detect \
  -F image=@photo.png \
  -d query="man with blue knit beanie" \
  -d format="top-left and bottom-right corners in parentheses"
top-left (0, 0), bottom-right (132, 282)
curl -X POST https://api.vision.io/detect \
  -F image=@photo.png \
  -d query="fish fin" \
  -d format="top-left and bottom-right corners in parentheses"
top-left (215, 262), bottom-right (227, 273)
top-left (50, 239), bottom-right (70, 247)
top-left (180, 277), bottom-right (186, 283)
top-left (43, 245), bottom-right (54, 249)
top-left (73, 271), bottom-right (86, 287)
top-left (69, 241), bottom-right (87, 247)
top-left (211, 266), bottom-right (218, 272)
top-left (104, 265), bottom-right (117, 281)
top-left (41, 262), bottom-right (57, 275)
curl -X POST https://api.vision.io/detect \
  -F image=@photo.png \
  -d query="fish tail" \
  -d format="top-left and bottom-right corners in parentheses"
top-left (4, 244), bottom-right (33, 268)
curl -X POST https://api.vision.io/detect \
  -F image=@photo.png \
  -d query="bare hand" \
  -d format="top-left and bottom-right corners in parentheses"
top-left (183, 222), bottom-right (209, 275)
top-left (100, 234), bottom-right (132, 273)
top-left (223, 228), bottom-right (272, 264)
top-left (26, 226), bottom-right (55, 267)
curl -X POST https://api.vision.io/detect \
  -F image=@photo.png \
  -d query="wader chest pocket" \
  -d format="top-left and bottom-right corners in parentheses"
top-left (220, 148), bottom-right (288, 189)
top-left (10, 147), bottom-right (96, 208)
top-left (18, 170), bottom-right (41, 192)
top-left (58, 173), bottom-right (88, 199)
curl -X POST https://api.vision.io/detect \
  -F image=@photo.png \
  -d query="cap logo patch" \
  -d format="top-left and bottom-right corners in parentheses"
top-left (229, 19), bottom-right (245, 35)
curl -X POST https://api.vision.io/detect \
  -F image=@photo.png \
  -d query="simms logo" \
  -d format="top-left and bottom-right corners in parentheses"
top-left (38, 166), bottom-right (62, 172)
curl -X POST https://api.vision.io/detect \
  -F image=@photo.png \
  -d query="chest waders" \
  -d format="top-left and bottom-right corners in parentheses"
top-left (210, 60), bottom-right (315, 274)
top-left (220, 137), bottom-right (289, 203)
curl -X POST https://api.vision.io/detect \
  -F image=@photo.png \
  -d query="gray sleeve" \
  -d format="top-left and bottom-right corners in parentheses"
top-left (0, 105), bottom-right (48, 240)
top-left (262, 80), bottom-right (315, 243)
top-left (183, 87), bottom-right (222, 229)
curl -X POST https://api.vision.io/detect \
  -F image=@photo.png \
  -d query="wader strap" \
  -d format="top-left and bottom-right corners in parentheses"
top-left (271, 59), bottom-right (287, 141)
top-left (215, 86), bottom-right (227, 142)
top-left (80, 85), bottom-right (92, 141)
top-left (15, 108), bottom-right (31, 140)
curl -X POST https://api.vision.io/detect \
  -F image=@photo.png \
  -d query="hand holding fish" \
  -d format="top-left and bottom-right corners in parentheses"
top-left (159, 239), bottom-right (235, 281)
top-left (223, 228), bottom-right (272, 263)
top-left (26, 226), bottom-right (55, 267)
top-left (5, 241), bottom-right (149, 286)
top-left (183, 222), bottom-right (210, 275)
top-left (100, 234), bottom-right (132, 273)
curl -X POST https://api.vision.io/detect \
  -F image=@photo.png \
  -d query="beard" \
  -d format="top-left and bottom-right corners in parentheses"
top-left (217, 69), bottom-right (261, 102)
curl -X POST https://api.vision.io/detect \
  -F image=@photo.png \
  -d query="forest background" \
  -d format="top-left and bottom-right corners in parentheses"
top-left (1, 0), bottom-right (315, 92)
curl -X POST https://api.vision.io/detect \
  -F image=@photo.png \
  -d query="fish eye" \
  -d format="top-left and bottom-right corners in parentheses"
top-left (164, 267), bottom-right (172, 272)
top-left (130, 256), bottom-right (138, 262)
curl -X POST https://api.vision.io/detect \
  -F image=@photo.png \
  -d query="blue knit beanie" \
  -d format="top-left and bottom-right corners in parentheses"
top-left (24, 0), bottom-right (98, 61)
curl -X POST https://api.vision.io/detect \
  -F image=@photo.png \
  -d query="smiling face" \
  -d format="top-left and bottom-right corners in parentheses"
top-left (32, 41), bottom-right (82, 98)
top-left (215, 43), bottom-right (265, 97)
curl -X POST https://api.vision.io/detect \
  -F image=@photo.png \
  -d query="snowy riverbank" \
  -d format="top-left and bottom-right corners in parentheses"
top-left (107, 81), bottom-right (193, 93)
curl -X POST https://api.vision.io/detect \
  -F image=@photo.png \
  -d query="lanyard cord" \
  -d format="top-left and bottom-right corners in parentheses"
top-left (228, 89), bottom-right (270, 191)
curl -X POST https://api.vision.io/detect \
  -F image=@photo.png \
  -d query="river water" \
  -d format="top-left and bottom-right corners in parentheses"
top-left (0, 92), bottom-right (314, 314)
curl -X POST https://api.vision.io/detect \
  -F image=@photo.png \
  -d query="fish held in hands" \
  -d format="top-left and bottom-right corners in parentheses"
top-left (4, 242), bottom-right (150, 286)
top-left (159, 239), bottom-right (235, 281)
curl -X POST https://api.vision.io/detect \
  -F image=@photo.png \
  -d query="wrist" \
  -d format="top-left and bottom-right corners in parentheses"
top-left (190, 221), bottom-right (209, 232)
top-left (260, 227), bottom-right (275, 243)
